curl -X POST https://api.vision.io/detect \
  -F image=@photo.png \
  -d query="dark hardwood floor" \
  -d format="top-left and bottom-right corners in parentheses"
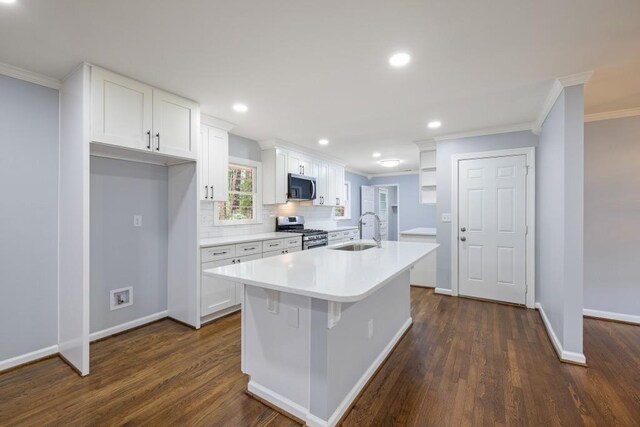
top-left (1, 288), bottom-right (638, 426)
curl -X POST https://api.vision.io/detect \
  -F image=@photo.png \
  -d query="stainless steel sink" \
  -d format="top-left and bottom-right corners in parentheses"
top-left (330, 243), bottom-right (377, 251)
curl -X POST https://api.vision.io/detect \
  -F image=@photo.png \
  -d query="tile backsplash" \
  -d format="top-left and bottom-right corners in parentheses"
top-left (200, 201), bottom-right (339, 239)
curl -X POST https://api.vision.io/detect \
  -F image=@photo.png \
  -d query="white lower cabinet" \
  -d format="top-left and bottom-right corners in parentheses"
top-left (399, 234), bottom-right (437, 286)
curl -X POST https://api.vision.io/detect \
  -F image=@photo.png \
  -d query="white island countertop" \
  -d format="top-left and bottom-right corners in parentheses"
top-left (203, 240), bottom-right (438, 302)
top-left (400, 227), bottom-right (437, 236)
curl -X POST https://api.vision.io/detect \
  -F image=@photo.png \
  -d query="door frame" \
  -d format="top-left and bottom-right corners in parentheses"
top-left (372, 184), bottom-right (401, 241)
top-left (451, 147), bottom-right (536, 308)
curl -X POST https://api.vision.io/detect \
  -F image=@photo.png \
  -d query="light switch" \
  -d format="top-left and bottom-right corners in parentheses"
top-left (133, 215), bottom-right (143, 227)
top-left (441, 213), bottom-right (451, 223)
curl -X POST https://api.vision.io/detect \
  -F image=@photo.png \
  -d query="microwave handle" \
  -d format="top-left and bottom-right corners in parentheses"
top-left (311, 179), bottom-right (316, 199)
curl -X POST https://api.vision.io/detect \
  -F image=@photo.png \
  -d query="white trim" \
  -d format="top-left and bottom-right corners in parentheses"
top-left (248, 317), bottom-right (412, 427)
top-left (89, 311), bottom-right (168, 342)
top-left (200, 305), bottom-right (241, 325)
top-left (536, 303), bottom-right (587, 364)
top-left (450, 147), bottom-right (536, 308)
top-left (583, 308), bottom-right (640, 325)
top-left (368, 170), bottom-right (419, 178)
top-left (200, 113), bottom-right (236, 132)
top-left (584, 107), bottom-right (640, 123)
top-left (258, 139), bottom-right (346, 166)
top-left (371, 183), bottom-right (401, 241)
top-left (0, 345), bottom-right (59, 373)
top-left (434, 123), bottom-right (534, 142)
top-left (434, 287), bottom-right (453, 296)
top-left (414, 139), bottom-right (436, 151)
top-left (533, 71), bottom-right (593, 134)
top-left (344, 167), bottom-right (370, 178)
top-left (214, 156), bottom-right (263, 226)
top-left (0, 61), bottom-right (61, 90)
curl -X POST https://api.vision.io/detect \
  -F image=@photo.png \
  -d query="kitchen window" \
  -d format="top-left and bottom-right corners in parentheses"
top-left (334, 181), bottom-right (351, 220)
top-left (215, 157), bottom-right (262, 225)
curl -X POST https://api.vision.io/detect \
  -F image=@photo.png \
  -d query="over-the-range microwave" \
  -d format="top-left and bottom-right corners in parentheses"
top-left (288, 173), bottom-right (317, 201)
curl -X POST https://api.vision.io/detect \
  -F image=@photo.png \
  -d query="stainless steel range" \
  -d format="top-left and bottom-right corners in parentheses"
top-left (276, 216), bottom-right (328, 250)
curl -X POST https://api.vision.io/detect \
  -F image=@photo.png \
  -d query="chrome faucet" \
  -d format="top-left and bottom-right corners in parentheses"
top-left (358, 211), bottom-right (382, 248)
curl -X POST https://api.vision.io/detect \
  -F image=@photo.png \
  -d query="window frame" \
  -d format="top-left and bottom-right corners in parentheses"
top-left (334, 180), bottom-right (351, 220)
top-left (213, 156), bottom-right (263, 226)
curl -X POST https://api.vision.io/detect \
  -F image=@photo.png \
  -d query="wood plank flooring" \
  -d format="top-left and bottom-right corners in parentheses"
top-left (1, 288), bottom-right (638, 426)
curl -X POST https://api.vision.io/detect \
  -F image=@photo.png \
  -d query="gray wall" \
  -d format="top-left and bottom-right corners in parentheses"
top-left (90, 157), bottom-right (168, 333)
top-left (536, 85), bottom-right (585, 356)
top-left (0, 75), bottom-right (59, 361)
top-left (229, 133), bottom-right (261, 162)
top-left (370, 174), bottom-right (437, 231)
top-left (339, 171), bottom-right (371, 227)
top-left (435, 130), bottom-right (539, 290)
top-left (584, 116), bottom-right (640, 317)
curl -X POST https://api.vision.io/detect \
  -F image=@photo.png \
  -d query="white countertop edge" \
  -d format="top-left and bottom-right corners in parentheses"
top-left (399, 227), bottom-right (437, 236)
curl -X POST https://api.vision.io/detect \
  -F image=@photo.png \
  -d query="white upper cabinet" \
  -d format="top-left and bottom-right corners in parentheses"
top-left (152, 88), bottom-right (198, 160)
top-left (262, 148), bottom-right (289, 204)
top-left (199, 124), bottom-right (230, 202)
top-left (287, 151), bottom-right (313, 176)
top-left (91, 67), bottom-right (153, 150)
top-left (334, 164), bottom-right (345, 206)
top-left (313, 160), bottom-right (328, 206)
top-left (90, 66), bottom-right (198, 161)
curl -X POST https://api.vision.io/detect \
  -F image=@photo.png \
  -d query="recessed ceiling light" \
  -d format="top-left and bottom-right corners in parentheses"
top-left (428, 120), bottom-right (441, 129)
top-left (378, 159), bottom-right (401, 168)
top-left (0, 0), bottom-right (16, 4)
top-left (389, 52), bottom-right (411, 67)
top-left (232, 103), bottom-right (248, 113)
top-left (318, 139), bottom-right (329, 146)
top-left (372, 152), bottom-right (381, 158)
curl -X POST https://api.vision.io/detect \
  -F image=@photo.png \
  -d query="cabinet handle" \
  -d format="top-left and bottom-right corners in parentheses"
top-left (232, 259), bottom-right (236, 264)
top-left (302, 165), bottom-right (305, 175)
top-left (147, 130), bottom-right (151, 149)
top-left (213, 251), bottom-right (227, 256)
top-left (237, 258), bottom-right (241, 263)
top-left (244, 247), bottom-right (255, 251)
top-left (155, 133), bottom-right (160, 151)
top-left (205, 186), bottom-right (209, 199)
top-left (336, 198), bottom-right (339, 205)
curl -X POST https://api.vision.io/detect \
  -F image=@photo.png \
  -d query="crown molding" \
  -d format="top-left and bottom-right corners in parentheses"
top-left (584, 107), bottom-right (640, 123)
top-left (414, 139), bottom-right (436, 151)
top-left (0, 61), bottom-right (61, 90)
top-left (258, 138), bottom-right (346, 166)
top-left (201, 114), bottom-right (236, 132)
top-left (533, 71), bottom-right (594, 134)
top-left (433, 122), bottom-right (534, 142)
top-left (344, 167), bottom-right (371, 178)
top-left (369, 170), bottom-right (419, 178)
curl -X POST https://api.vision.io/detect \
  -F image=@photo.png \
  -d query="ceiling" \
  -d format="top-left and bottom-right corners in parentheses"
top-left (1, 0), bottom-right (639, 174)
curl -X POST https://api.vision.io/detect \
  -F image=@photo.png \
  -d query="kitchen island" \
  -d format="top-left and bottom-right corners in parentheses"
top-left (203, 240), bottom-right (438, 427)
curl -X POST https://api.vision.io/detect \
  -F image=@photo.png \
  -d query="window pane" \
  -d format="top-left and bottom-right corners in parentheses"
top-left (335, 206), bottom-right (345, 217)
top-left (228, 164), bottom-right (253, 192)
top-left (219, 193), bottom-right (254, 221)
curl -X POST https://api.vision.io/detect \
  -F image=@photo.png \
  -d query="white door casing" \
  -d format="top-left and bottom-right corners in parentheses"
top-left (458, 155), bottom-right (527, 305)
top-left (451, 148), bottom-right (535, 308)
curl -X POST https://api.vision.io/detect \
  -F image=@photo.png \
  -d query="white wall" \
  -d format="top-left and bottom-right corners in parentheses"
top-left (536, 85), bottom-right (585, 361)
top-left (584, 116), bottom-right (640, 319)
top-left (0, 75), bottom-right (59, 363)
top-left (90, 157), bottom-right (168, 333)
top-left (435, 130), bottom-right (539, 290)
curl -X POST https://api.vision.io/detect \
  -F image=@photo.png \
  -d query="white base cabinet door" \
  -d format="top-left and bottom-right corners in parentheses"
top-left (400, 235), bottom-right (437, 286)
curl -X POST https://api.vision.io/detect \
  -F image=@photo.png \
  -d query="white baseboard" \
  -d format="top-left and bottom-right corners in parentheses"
top-left (535, 303), bottom-right (586, 365)
top-left (410, 283), bottom-right (436, 289)
top-left (0, 344), bottom-right (59, 373)
top-left (434, 287), bottom-right (453, 296)
top-left (200, 305), bottom-right (241, 325)
top-left (249, 317), bottom-right (413, 427)
top-left (583, 308), bottom-right (640, 325)
top-left (90, 311), bottom-right (168, 342)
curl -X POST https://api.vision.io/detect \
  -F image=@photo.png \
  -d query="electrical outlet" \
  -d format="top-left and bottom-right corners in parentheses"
top-left (368, 319), bottom-right (374, 339)
top-left (110, 287), bottom-right (133, 310)
top-left (133, 215), bottom-right (143, 227)
top-left (441, 213), bottom-right (451, 223)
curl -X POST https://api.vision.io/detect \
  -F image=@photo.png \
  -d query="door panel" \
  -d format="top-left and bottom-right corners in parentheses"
top-left (199, 126), bottom-right (210, 200)
top-left (458, 155), bottom-right (527, 305)
top-left (201, 258), bottom-right (237, 316)
top-left (360, 185), bottom-right (375, 239)
top-left (208, 127), bottom-right (229, 202)
top-left (152, 88), bottom-right (198, 160)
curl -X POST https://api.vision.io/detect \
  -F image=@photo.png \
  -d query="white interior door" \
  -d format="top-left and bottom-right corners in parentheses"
top-left (458, 155), bottom-right (527, 305)
top-left (361, 185), bottom-right (375, 239)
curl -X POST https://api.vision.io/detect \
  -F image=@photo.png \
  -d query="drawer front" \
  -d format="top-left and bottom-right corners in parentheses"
top-left (328, 232), bottom-right (341, 241)
top-left (349, 229), bottom-right (359, 237)
top-left (201, 245), bottom-right (236, 262)
top-left (263, 239), bottom-right (284, 251)
top-left (284, 236), bottom-right (302, 249)
top-left (236, 241), bottom-right (263, 256)
top-left (341, 230), bottom-right (352, 237)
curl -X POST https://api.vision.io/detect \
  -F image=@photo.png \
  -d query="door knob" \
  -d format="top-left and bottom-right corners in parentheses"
top-left (460, 227), bottom-right (466, 232)
top-left (460, 236), bottom-right (466, 242)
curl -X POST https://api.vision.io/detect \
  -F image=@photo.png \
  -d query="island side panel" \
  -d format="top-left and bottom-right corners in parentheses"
top-left (244, 285), bottom-right (312, 413)
top-left (310, 270), bottom-right (413, 423)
